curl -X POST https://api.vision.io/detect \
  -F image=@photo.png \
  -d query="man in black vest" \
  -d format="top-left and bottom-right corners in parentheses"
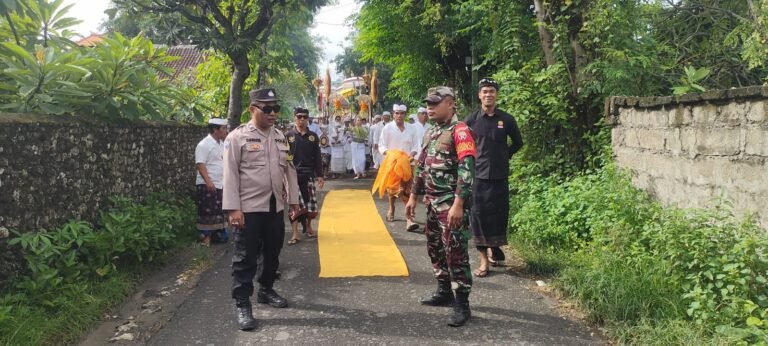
top-left (464, 78), bottom-right (523, 277)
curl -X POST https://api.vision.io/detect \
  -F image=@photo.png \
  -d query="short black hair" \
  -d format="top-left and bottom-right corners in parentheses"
top-left (294, 107), bottom-right (309, 115)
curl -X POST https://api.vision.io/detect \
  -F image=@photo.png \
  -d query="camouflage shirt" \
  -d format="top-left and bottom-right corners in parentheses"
top-left (413, 120), bottom-right (476, 206)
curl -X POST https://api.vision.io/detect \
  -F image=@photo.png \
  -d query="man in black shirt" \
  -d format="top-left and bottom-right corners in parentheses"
top-left (285, 107), bottom-right (325, 244)
top-left (464, 78), bottom-right (523, 277)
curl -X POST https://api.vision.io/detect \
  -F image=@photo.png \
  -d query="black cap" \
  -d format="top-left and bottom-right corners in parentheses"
top-left (294, 107), bottom-right (309, 115)
top-left (478, 77), bottom-right (499, 90)
top-left (249, 88), bottom-right (279, 103)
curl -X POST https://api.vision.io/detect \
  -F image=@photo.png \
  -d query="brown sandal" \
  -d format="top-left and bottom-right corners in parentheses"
top-left (287, 238), bottom-right (300, 245)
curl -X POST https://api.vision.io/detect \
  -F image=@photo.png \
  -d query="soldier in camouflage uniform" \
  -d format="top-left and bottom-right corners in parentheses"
top-left (406, 86), bottom-right (477, 327)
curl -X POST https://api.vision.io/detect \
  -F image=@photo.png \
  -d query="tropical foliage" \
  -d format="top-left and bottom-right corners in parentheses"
top-left (0, 0), bottom-right (205, 121)
top-left (345, 0), bottom-right (768, 175)
top-left (0, 193), bottom-right (196, 345)
top-left (109, 0), bottom-right (328, 127)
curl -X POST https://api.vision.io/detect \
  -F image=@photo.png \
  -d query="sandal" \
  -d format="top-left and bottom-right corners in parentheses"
top-left (287, 238), bottom-right (300, 245)
top-left (473, 268), bottom-right (489, 277)
top-left (406, 223), bottom-right (420, 232)
top-left (386, 214), bottom-right (395, 222)
top-left (306, 232), bottom-right (317, 239)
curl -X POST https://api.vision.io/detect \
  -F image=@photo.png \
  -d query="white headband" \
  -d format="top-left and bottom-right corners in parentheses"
top-left (418, 107), bottom-right (427, 113)
top-left (393, 104), bottom-right (407, 112)
top-left (208, 118), bottom-right (227, 126)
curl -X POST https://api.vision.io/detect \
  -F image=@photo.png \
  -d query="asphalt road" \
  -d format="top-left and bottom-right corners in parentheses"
top-left (146, 178), bottom-right (601, 345)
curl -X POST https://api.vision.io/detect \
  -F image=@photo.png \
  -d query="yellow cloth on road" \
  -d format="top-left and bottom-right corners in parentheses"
top-left (318, 189), bottom-right (409, 277)
top-left (371, 150), bottom-right (412, 198)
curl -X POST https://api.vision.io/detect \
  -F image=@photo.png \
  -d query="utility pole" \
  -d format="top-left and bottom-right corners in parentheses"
top-left (471, 44), bottom-right (478, 110)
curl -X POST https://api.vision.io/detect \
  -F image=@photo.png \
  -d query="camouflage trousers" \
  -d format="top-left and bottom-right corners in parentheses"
top-left (424, 200), bottom-right (472, 294)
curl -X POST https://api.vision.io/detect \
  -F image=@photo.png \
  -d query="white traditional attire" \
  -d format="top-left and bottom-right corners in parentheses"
top-left (350, 125), bottom-right (369, 175)
top-left (378, 121), bottom-right (421, 157)
top-left (329, 120), bottom-right (346, 173)
top-left (372, 105), bottom-right (420, 208)
top-left (369, 117), bottom-right (384, 169)
top-left (343, 123), bottom-right (353, 172)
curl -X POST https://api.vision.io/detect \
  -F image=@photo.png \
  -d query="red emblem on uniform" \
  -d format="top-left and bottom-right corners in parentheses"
top-left (453, 123), bottom-right (476, 160)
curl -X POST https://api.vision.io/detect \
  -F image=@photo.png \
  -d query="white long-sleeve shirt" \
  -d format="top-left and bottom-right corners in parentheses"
top-left (378, 122), bottom-right (420, 156)
top-left (412, 122), bottom-right (426, 149)
top-left (369, 122), bottom-right (384, 146)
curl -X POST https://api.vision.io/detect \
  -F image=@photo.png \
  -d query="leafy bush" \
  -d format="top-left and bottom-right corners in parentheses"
top-left (0, 0), bottom-right (205, 121)
top-left (509, 165), bottom-right (768, 344)
top-left (0, 193), bottom-right (195, 345)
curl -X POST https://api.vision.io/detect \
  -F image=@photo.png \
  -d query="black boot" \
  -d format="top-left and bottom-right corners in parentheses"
top-left (420, 282), bottom-right (454, 307)
top-left (257, 288), bottom-right (288, 308)
top-left (447, 292), bottom-right (471, 327)
top-left (235, 298), bottom-right (257, 330)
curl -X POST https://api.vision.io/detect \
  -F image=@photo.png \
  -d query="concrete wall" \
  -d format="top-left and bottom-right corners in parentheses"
top-left (0, 113), bottom-right (205, 287)
top-left (605, 86), bottom-right (768, 228)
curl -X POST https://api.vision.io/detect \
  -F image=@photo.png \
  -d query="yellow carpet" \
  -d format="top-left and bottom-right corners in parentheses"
top-left (318, 189), bottom-right (409, 278)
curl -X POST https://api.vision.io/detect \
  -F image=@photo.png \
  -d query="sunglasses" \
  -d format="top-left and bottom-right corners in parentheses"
top-left (253, 104), bottom-right (281, 114)
top-left (295, 114), bottom-right (309, 119)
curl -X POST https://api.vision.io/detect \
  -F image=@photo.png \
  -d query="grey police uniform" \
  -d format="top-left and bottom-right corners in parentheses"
top-left (222, 121), bottom-right (299, 299)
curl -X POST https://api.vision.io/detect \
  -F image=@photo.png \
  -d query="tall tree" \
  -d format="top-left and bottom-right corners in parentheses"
top-left (112, 0), bottom-right (326, 128)
top-left (353, 0), bottom-right (493, 105)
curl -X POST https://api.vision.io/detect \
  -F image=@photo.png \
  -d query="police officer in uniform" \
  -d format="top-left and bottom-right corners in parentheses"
top-left (406, 86), bottom-right (477, 327)
top-left (222, 88), bottom-right (300, 331)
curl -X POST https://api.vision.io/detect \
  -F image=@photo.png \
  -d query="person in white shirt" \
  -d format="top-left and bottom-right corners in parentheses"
top-left (369, 114), bottom-right (384, 169)
top-left (308, 116), bottom-right (321, 135)
top-left (318, 117), bottom-right (333, 177)
top-left (329, 115), bottom-right (346, 178)
top-left (376, 104), bottom-right (421, 232)
top-left (195, 118), bottom-right (229, 246)
top-left (412, 107), bottom-right (428, 150)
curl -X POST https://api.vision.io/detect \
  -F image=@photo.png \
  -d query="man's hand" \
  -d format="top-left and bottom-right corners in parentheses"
top-left (229, 210), bottom-right (245, 230)
top-left (316, 177), bottom-right (325, 190)
top-left (405, 195), bottom-right (418, 220)
top-left (205, 181), bottom-right (216, 192)
top-left (447, 204), bottom-right (463, 231)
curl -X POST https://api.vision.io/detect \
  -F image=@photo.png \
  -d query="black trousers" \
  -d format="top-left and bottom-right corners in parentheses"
top-left (231, 195), bottom-right (285, 299)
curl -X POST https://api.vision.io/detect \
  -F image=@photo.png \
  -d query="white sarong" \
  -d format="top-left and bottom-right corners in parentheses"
top-left (330, 145), bottom-right (346, 173)
top-left (351, 142), bottom-right (367, 174)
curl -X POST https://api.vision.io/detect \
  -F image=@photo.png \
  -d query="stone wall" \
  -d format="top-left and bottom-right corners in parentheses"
top-left (0, 113), bottom-right (206, 287)
top-left (605, 86), bottom-right (768, 228)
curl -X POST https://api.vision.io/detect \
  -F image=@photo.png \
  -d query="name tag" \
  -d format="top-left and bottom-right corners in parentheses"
top-left (246, 138), bottom-right (261, 142)
top-left (497, 120), bottom-right (504, 129)
top-left (246, 143), bottom-right (263, 151)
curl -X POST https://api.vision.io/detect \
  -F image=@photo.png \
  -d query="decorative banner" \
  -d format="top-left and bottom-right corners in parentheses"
top-left (339, 88), bottom-right (357, 97)
top-left (324, 66), bottom-right (332, 99)
top-left (370, 69), bottom-right (378, 105)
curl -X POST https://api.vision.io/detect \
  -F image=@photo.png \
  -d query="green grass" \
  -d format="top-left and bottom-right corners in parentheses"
top-left (1, 273), bottom-right (134, 345)
top-left (507, 165), bottom-right (768, 344)
top-left (0, 193), bottom-right (198, 345)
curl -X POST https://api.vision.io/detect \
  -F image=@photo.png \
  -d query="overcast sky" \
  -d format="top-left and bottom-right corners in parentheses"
top-left (65, 0), bottom-right (360, 80)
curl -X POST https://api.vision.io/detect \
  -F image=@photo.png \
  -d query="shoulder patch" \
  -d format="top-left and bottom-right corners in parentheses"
top-left (453, 122), bottom-right (476, 160)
